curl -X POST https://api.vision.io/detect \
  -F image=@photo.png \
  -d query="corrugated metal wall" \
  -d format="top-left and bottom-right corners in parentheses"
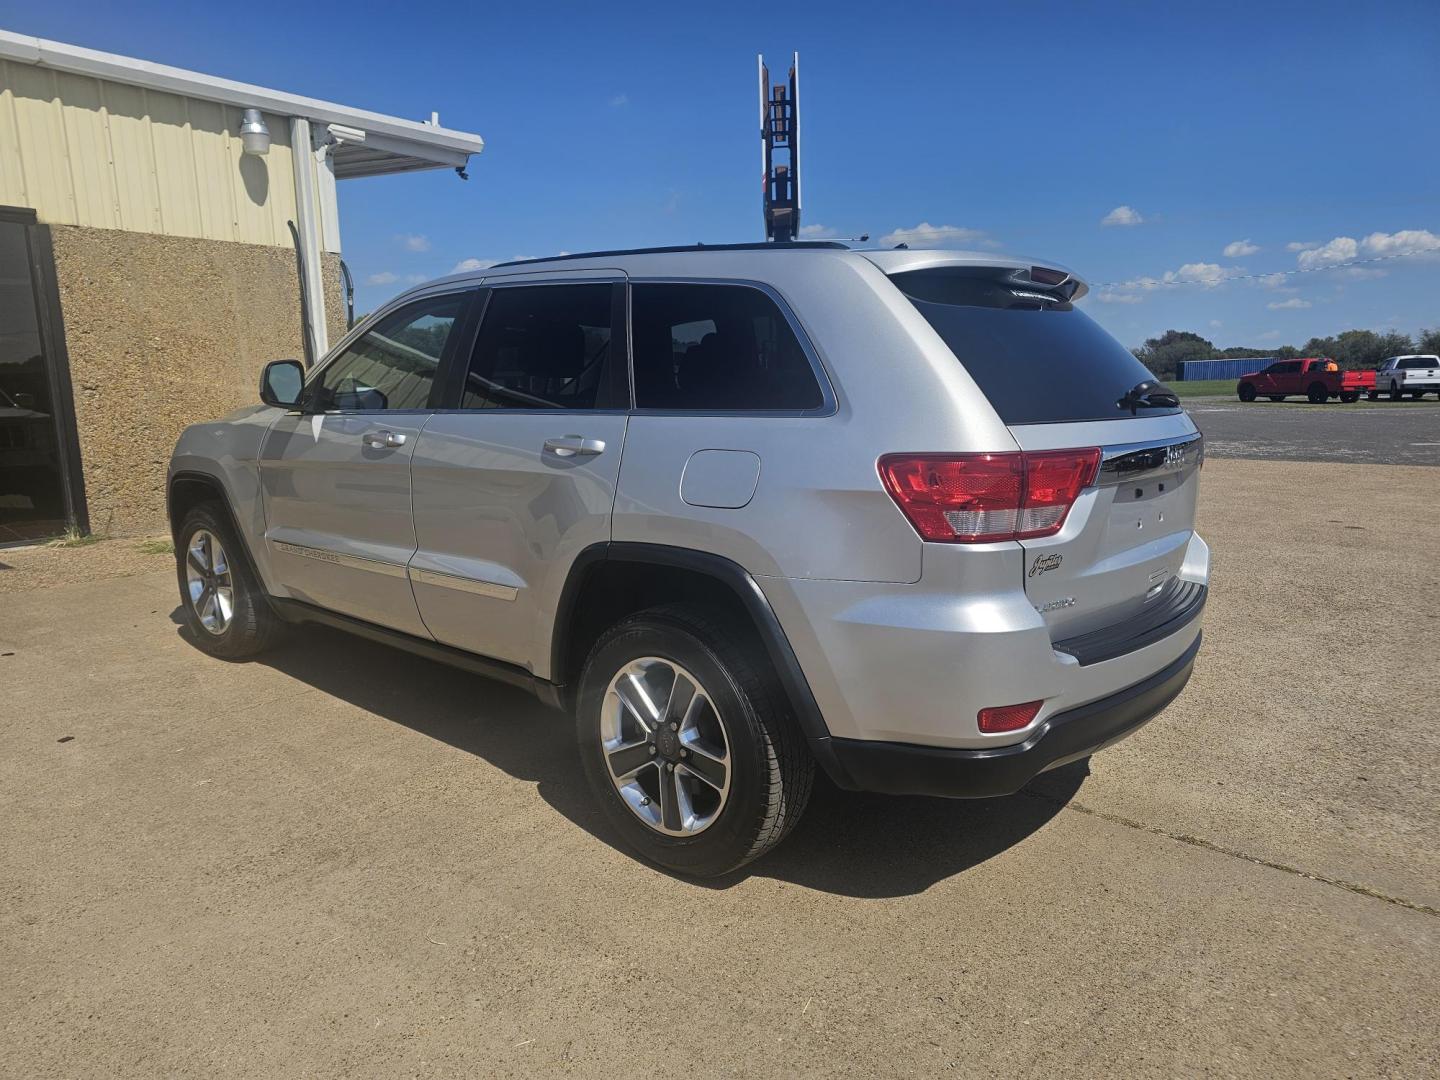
top-left (1178, 358), bottom-right (1275, 381)
top-left (0, 60), bottom-right (319, 250)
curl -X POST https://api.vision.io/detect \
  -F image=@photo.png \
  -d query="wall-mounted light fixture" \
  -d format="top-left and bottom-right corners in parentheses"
top-left (239, 108), bottom-right (270, 156)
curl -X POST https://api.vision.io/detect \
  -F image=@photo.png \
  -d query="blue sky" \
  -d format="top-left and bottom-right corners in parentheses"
top-left (8, 0), bottom-right (1440, 348)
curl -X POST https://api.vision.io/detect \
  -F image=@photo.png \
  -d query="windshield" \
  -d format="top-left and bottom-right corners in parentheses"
top-left (890, 269), bottom-right (1180, 425)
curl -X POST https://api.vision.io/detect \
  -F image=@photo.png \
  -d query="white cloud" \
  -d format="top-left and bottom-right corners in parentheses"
top-left (452, 258), bottom-right (496, 273)
top-left (365, 271), bottom-right (398, 285)
top-left (1267, 297), bottom-right (1311, 310)
top-left (1209, 319), bottom-right (1223, 328)
top-left (1251, 272), bottom-right (1291, 290)
top-left (1257, 330), bottom-right (1282, 341)
top-left (1223, 239), bottom-right (1260, 257)
top-left (1297, 236), bottom-right (1359, 269)
top-left (1360, 229), bottom-right (1440, 258)
top-left (404, 273), bottom-right (426, 285)
top-left (1287, 241), bottom-right (1319, 252)
top-left (396, 233), bottom-right (430, 252)
top-left (1101, 205), bottom-right (1144, 227)
top-left (608, 93), bottom-right (629, 108)
top-left (799, 223), bottom-right (838, 239)
top-left (1093, 260), bottom-right (1245, 304)
top-left (879, 222), bottom-right (990, 248)
top-left (1164, 262), bottom-right (1236, 287)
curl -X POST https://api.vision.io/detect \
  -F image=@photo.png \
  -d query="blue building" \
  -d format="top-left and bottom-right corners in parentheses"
top-left (1178, 358), bottom-right (1274, 381)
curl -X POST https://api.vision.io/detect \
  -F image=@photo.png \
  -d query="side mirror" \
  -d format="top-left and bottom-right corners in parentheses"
top-left (259, 359), bottom-right (305, 408)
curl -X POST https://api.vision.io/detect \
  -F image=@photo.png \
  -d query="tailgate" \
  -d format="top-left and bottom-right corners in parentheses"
top-left (1009, 418), bottom-right (1204, 642)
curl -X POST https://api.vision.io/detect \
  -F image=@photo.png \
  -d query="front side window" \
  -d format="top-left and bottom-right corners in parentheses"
top-left (460, 284), bottom-right (613, 410)
top-left (630, 283), bottom-right (824, 411)
top-left (312, 295), bottom-right (462, 411)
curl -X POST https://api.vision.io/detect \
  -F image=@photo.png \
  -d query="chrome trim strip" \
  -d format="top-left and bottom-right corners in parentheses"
top-left (409, 566), bottom-right (519, 601)
top-left (1097, 433), bottom-right (1204, 487)
top-left (271, 540), bottom-right (409, 579)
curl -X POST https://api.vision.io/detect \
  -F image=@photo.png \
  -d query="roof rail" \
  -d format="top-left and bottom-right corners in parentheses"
top-left (490, 240), bottom-right (848, 269)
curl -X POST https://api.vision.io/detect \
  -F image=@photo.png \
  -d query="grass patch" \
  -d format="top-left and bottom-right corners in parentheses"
top-left (135, 538), bottom-right (174, 556)
top-left (1172, 379), bottom-right (1235, 398)
top-left (48, 528), bottom-right (103, 548)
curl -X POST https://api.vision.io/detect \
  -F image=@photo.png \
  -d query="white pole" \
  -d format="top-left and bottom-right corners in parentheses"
top-left (289, 117), bottom-right (329, 359)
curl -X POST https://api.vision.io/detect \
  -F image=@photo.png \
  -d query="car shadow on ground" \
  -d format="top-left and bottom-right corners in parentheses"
top-left (183, 617), bottom-right (1085, 899)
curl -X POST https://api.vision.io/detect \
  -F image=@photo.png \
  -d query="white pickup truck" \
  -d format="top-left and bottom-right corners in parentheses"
top-left (1370, 355), bottom-right (1440, 400)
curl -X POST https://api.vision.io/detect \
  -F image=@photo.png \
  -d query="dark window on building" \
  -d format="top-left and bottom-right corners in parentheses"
top-left (312, 295), bottom-right (462, 411)
top-left (0, 215), bottom-right (69, 541)
top-left (630, 283), bottom-right (824, 411)
top-left (460, 284), bottom-right (613, 410)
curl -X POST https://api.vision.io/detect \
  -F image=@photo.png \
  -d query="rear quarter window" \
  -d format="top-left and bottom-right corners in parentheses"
top-left (891, 268), bottom-right (1180, 425)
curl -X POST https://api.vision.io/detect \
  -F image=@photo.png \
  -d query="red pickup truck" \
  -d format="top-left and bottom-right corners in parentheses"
top-left (1236, 358), bottom-right (1375, 404)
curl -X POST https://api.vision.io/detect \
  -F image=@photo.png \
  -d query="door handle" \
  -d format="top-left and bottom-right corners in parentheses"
top-left (544, 435), bottom-right (606, 458)
top-left (362, 430), bottom-right (407, 449)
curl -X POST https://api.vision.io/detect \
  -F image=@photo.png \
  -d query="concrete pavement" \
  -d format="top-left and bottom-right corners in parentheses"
top-left (1, 457), bottom-right (1436, 1078)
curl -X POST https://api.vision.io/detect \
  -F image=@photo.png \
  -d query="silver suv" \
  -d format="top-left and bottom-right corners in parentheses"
top-left (168, 242), bottom-right (1208, 876)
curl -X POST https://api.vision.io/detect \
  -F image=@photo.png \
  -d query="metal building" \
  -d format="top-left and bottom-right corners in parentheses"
top-left (0, 30), bottom-right (483, 540)
top-left (1177, 358), bottom-right (1274, 382)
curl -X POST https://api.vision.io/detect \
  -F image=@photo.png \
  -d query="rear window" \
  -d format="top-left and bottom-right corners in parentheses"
top-left (891, 269), bottom-right (1180, 425)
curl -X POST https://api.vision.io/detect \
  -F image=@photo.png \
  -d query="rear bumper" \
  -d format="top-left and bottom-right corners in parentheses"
top-left (827, 633), bottom-right (1201, 798)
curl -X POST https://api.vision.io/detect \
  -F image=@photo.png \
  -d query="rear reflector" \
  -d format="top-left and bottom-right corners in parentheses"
top-left (878, 449), bottom-right (1100, 543)
top-left (978, 700), bottom-right (1043, 734)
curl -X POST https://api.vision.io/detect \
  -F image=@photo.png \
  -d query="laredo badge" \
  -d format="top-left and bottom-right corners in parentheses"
top-left (1029, 552), bottom-right (1063, 578)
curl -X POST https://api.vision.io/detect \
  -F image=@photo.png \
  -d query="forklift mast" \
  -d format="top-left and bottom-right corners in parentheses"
top-left (759, 53), bottom-right (801, 243)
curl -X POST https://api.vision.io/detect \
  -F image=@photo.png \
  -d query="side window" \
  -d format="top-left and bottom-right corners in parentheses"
top-left (460, 284), bottom-right (613, 410)
top-left (631, 283), bottom-right (824, 411)
top-left (313, 295), bottom-right (461, 411)
top-left (1278, 361), bottom-right (1302, 374)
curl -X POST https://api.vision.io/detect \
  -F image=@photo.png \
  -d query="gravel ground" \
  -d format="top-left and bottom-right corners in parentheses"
top-left (1, 458), bottom-right (1437, 1078)
top-left (0, 536), bottom-right (174, 593)
top-left (1188, 395), bottom-right (1440, 466)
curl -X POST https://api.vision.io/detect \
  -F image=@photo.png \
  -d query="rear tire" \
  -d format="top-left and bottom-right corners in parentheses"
top-left (1237, 383), bottom-right (1257, 402)
top-left (1307, 383), bottom-right (1328, 404)
top-left (1340, 391), bottom-right (1359, 403)
top-left (1367, 390), bottom-right (1379, 401)
top-left (174, 503), bottom-right (281, 660)
top-left (576, 604), bottom-right (814, 877)
top-left (1390, 382), bottom-right (1403, 401)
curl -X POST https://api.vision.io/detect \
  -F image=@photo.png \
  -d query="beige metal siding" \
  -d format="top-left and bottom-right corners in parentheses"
top-left (0, 59), bottom-right (307, 248)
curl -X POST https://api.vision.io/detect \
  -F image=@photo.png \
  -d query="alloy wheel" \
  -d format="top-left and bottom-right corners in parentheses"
top-left (601, 657), bottom-right (732, 836)
top-left (185, 529), bottom-right (234, 635)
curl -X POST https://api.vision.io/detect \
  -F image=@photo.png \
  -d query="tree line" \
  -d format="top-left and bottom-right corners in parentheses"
top-left (1134, 327), bottom-right (1440, 382)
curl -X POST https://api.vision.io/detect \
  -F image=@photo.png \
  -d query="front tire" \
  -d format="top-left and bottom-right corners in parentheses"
top-left (175, 503), bottom-right (281, 659)
top-left (576, 605), bottom-right (814, 877)
top-left (1238, 383), bottom-right (1257, 402)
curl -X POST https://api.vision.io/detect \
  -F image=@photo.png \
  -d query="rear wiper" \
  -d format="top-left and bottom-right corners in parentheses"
top-left (1117, 380), bottom-right (1180, 415)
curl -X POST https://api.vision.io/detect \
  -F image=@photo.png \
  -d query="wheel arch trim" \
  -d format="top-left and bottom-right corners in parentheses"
top-left (552, 542), bottom-right (847, 784)
top-left (167, 470), bottom-right (274, 597)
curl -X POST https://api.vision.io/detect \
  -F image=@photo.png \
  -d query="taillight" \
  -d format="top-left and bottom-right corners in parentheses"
top-left (978, 700), bottom-right (1043, 733)
top-left (878, 448), bottom-right (1099, 543)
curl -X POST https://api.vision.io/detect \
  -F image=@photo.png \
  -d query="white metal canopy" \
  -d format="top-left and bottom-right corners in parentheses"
top-left (0, 29), bottom-right (485, 177)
